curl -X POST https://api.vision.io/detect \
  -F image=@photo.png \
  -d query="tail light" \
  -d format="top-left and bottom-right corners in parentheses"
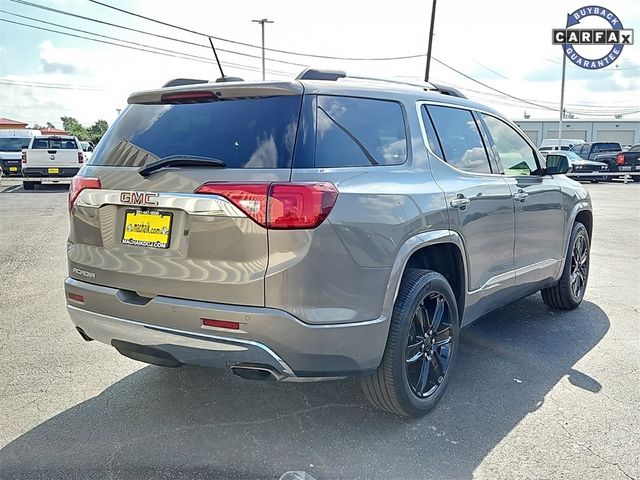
top-left (21, 151), bottom-right (26, 164)
top-left (69, 175), bottom-right (101, 210)
top-left (194, 182), bottom-right (338, 229)
top-left (161, 91), bottom-right (217, 104)
top-left (78, 152), bottom-right (84, 164)
top-left (615, 153), bottom-right (625, 165)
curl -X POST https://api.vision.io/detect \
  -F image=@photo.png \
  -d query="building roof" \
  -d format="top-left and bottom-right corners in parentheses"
top-left (515, 118), bottom-right (640, 123)
top-left (0, 117), bottom-right (28, 126)
top-left (40, 127), bottom-right (70, 135)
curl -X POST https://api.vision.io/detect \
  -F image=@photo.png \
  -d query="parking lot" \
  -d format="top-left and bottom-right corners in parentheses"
top-left (0, 179), bottom-right (638, 480)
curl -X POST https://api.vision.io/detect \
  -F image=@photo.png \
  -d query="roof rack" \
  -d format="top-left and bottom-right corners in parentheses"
top-left (295, 68), bottom-right (467, 99)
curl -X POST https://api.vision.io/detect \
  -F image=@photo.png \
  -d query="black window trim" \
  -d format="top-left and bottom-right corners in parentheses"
top-left (313, 93), bottom-right (411, 169)
top-left (422, 103), bottom-right (494, 175)
top-left (476, 111), bottom-right (545, 176)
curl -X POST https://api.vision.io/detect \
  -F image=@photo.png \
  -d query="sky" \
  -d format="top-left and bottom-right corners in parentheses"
top-left (0, 0), bottom-right (639, 129)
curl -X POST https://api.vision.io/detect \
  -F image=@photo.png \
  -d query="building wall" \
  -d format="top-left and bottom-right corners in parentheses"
top-left (0, 124), bottom-right (28, 130)
top-left (514, 119), bottom-right (640, 146)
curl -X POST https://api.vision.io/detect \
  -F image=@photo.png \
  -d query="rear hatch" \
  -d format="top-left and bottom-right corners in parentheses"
top-left (68, 82), bottom-right (304, 306)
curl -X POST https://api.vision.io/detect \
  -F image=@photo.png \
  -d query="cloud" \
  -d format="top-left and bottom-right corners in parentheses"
top-left (42, 61), bottom-right (78, 75)
top-left (39, 40), bottom-right (86, 76)
top-left (584, 77), bottom-right (639, 92)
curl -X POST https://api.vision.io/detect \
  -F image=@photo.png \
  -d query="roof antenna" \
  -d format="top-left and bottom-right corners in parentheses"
top-left (208, 37), bottom-right (225, 78)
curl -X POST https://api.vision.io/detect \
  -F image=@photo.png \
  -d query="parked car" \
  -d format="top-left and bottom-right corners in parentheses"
top-left (569, 141), bottom-right (621, 161)
top-left (0, 129), bottom-right (40, 177)
top-left (64, 70), bottom-right (593, 417)
top-left (546, 151), bottom-right (608, 182)
top-left (21, 135), bottom-right (84, 189)
top-left (538, 138), bottom-right (584, 153)
top-left (593, 144), bottom-right (640, 181)
top-left (79, 141), bottom-right (95, 162)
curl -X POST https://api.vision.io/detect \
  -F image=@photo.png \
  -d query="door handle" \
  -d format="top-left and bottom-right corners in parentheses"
top-left (513, 191), bottom-right (529, 202)
top-left (450, 196), bottom-right (471, 209)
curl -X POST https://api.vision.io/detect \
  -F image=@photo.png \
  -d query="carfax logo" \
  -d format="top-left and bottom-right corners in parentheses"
top-left (552, 5), bottom-right (634, 69)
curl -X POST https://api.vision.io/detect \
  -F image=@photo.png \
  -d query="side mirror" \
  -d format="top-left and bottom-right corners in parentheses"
top-left (546, 154), bottom-right (572, 174)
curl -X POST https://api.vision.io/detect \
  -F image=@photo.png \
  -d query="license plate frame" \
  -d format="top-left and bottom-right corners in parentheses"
top-left (122, 209), bottom-right (173, 249)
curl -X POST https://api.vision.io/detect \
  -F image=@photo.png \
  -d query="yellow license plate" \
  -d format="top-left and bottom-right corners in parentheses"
top-left (9, 167), bottom-right (17, 172)
top-left (48, 168), bottom-right (59, 174)
top-left (122, 210), bottom-right (173, 249)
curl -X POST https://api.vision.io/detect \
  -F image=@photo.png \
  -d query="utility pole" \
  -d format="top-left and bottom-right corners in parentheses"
top-left (424, 0), bottom-right (437, 82)
top-left (558, 53), bottom-right (566, 149)
top-left (252, 18), bottom-right (274, 80)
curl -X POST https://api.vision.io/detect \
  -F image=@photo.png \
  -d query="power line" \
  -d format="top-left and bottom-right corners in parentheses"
top-left (0, 17), bottom-right (292, 77)
top-left (86, 0), bottom-right (428, 61)
top-left (1, 4), bottom-right (308, 68)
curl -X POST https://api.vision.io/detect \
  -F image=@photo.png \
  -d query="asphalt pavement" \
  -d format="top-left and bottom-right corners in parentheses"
top-left (0, 179), bottom-right (638, 480)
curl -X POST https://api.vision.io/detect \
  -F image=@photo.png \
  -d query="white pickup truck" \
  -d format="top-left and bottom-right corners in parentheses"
top-left (21, 135), bottom-right (84, 190)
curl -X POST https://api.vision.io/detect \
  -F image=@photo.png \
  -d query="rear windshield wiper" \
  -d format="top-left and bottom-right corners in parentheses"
top-left (138, 155), bottom-right (226, 177)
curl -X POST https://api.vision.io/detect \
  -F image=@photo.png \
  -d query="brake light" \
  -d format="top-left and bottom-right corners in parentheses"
top-left (269, 183), bottom-right (338, 229)
top-left (194, 182), bottom-right (338, 229)
top-left (21, 151), bottom-right (26, 164)
top-left (615, 153), bottom-right (625, 165)
top-left (160, 91), bottom-right (217, 104)
top-left (78, 152), bottom-right (84, 164)
top-left (69, 176), bottom-right (101, 210)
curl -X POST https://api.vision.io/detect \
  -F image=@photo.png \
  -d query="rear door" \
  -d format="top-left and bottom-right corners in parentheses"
top-left (69, 84), bottom-right (303, 307)
top-left (479, 113), bottom-right (565, 291)
top-left (423, 105), bottom-right (516, 324)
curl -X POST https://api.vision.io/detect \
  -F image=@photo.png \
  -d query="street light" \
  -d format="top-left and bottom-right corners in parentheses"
top-left (252, 18), bottom-right (274, 80)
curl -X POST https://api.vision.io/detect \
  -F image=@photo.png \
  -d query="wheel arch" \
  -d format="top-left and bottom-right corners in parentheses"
top-left (383, 231), bottom-right (467, 325)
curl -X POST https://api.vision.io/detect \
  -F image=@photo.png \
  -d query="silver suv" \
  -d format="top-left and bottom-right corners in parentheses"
top-left (65, 69), bottom-right (592, 417)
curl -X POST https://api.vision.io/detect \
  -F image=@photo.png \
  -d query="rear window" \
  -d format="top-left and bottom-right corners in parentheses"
top-left (89, 95), bottom-right (302, 169)
top-left (593, 143), bottom-right (621, 152)
top-left (32, 138), bottom-right (79, 149)
top-left (0, 138), bottom-right (31, 152)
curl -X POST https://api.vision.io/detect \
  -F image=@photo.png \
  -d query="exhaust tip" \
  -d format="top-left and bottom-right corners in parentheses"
top-left (231, 365), bottom-right (278, 381)
top-left (76, 327), bottom-right (93, 342)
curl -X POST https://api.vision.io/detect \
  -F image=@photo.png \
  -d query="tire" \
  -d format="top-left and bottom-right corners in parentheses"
top-left (361, 269), bottom-right (459, 417)
top-left (23, 181), bottom-right (36, 190)
top-left (541, 222), bottom-right (590, 310)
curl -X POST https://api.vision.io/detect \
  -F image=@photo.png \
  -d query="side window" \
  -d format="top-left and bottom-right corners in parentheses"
top-left (427, 105), bottom-right (492, 174)
top-left (481, 114), bottom-right (540, 176)
top-left (315, 96), bottom-right (407, 168)
top-left (420, 106), bottom-right (444, 159)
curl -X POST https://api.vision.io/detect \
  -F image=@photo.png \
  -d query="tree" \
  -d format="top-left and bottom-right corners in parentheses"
top-left (88, 119), bottom-right (108, 145)
top-left (61, 116), bottom-right (88, 140)
top-left (58, 117), bottom-right (109, 144)
top-left (46, 122), bottom-right (55, 129)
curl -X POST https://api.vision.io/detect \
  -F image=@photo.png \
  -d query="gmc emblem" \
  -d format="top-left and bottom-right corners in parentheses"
top-left (120, 191), bottom-right (159, 206)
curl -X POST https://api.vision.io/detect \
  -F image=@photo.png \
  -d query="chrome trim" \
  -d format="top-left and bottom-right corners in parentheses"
top-left (75, 189), bottom-right (247, 217)
top-left (67, 305), bottom-right (294, 375)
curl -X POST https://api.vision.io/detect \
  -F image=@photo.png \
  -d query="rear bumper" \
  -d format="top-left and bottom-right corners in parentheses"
top-left (567, 172), bottom-right (607, 181)
top-left (64, 277), bottom-right (388, 378)
top-left (0, 160), bottom-right (21, 176)
top-left (23, 167), bottom-right (79, 178)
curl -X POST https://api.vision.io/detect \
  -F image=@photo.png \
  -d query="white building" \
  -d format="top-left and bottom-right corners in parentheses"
top-left (513, 118), bottom-right (640, 147)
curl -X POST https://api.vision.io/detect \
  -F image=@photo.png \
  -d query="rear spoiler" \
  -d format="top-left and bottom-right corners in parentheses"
top-left (129, 82), bottom-right (303, 105)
